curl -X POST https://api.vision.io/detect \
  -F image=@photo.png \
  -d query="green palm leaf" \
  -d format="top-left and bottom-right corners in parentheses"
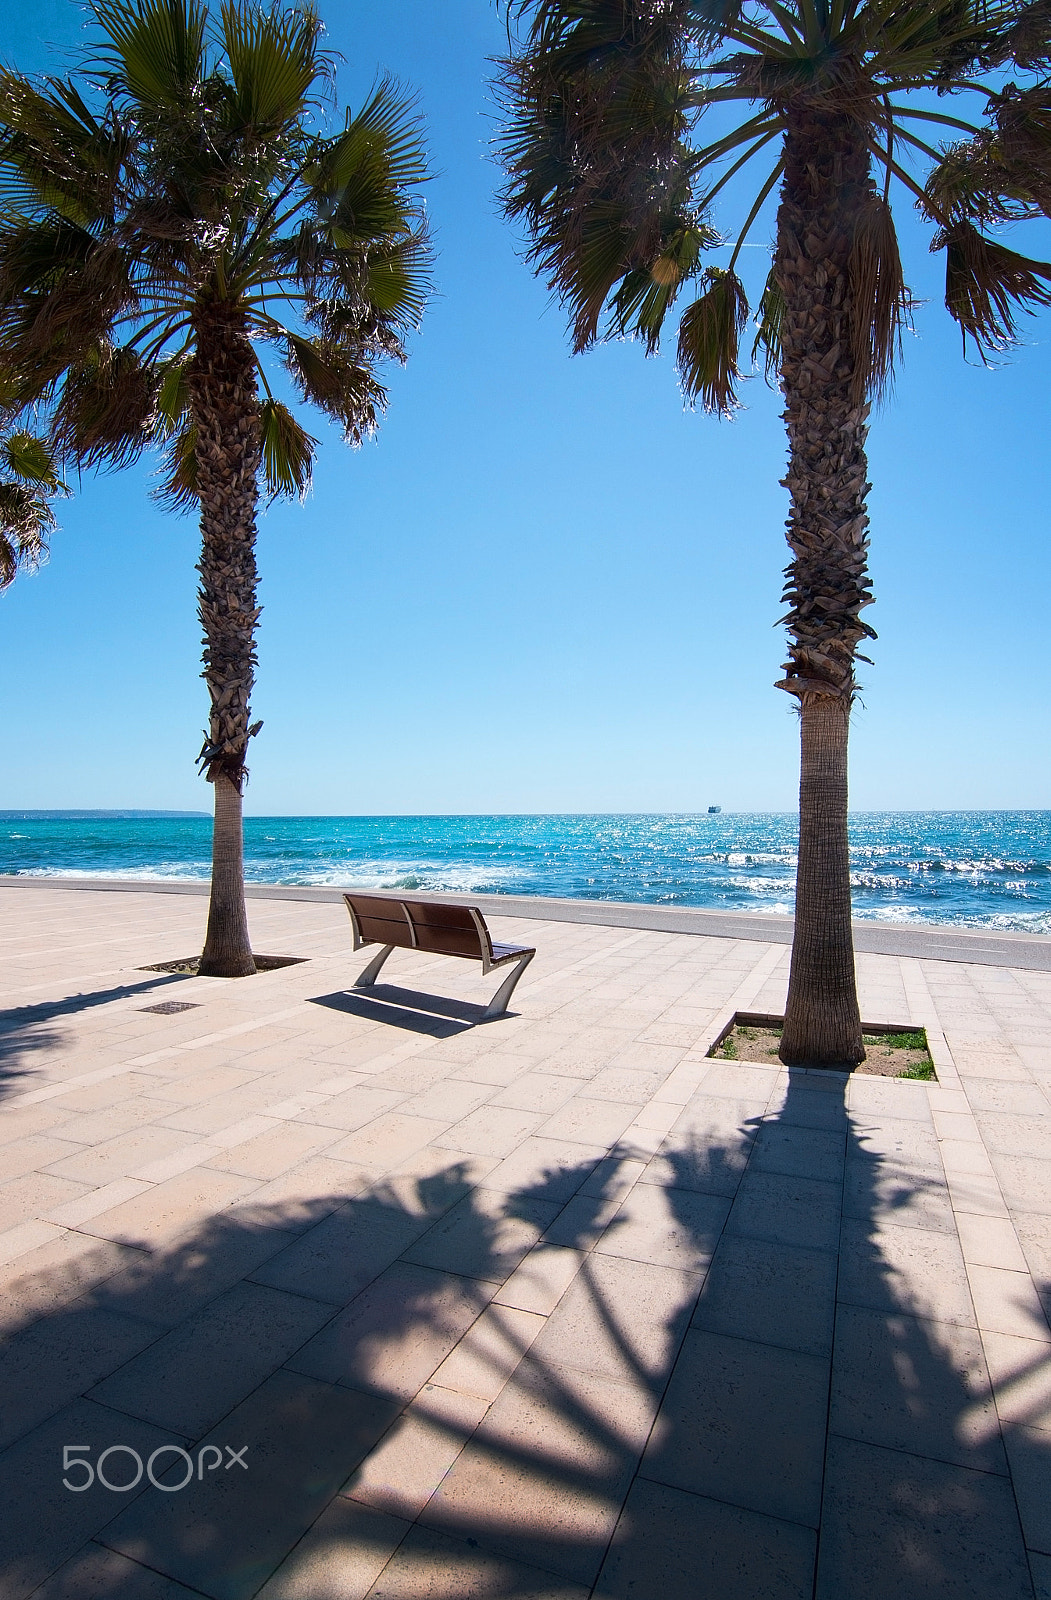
top-left (677, 267), bottom-right (749, 415)
top-left (220, 1), bottom-right (324, 132)
top-left (259, 397), bottom-right (315, 498)
top-left (90, 0), bottom-right (208, 110)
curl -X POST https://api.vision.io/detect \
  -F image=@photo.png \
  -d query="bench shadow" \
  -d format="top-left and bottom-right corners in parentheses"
top-left (0, 1071), bottom-right (1046, 1598)
top-left (309, 988), bottom-right (477, 1036)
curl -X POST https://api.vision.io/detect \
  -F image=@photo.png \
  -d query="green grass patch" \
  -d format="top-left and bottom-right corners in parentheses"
top-left (896, 1059), bottom-right (936, 1081)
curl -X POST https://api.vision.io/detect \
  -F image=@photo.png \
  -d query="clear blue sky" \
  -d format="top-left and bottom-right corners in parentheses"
top-left (2, 0), bottom-right (1049, 815)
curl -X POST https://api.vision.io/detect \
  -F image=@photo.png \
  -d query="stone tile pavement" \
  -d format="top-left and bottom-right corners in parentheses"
top-left (0, 883), bottom-right (1049, 1598)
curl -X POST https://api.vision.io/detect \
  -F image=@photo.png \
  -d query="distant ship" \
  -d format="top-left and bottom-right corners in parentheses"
top-left (707, 805), bottom-right (721, 814)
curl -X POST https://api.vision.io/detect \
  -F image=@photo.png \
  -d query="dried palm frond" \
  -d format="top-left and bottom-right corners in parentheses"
top-left (751, 266), bottom-right (784, 379)
top-left (677, 267), bottom-right (748, 416)
top-left (938, 218), bottom-right (1051, 354)
top-left (53, 342), bottom-right (158, 467)
top-left (848, 194), bottom-right (911, 402)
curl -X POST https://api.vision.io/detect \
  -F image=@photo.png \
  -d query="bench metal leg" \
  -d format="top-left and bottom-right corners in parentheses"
top-left (482, 950), bottom-right (535, 1021)
top-left (354, 943), bottom-right (396, 988)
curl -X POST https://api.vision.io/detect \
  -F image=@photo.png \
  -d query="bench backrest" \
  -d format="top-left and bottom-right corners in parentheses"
top-left (343, 893), bottom-right (415, 951)
top-left (403, 899), bottom-right (491, 962)
top-left (343, 892), bottom-right (492, 963)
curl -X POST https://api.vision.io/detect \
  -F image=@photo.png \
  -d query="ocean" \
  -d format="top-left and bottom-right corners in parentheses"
top-left (1, 811), bottom-right (1049, 934)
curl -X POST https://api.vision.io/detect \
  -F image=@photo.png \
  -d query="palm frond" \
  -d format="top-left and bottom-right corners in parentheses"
top-left (220, 1), bottom-right (326, 133)
top-left (751, 265), bottom-right (784, 378)
top-left (283, 333), bottom-right (389, 445)
top-left (498, 0), bottom-right (709, 354)
top-left (3, 430), bottom-right (63, 489)
top-left (848, 192), bottom-right (910, 401)
top-left (308, 78), bottom-right (430, 248)
top-left (0, 474), bottom-right (57, 589)
top-left (155, 412), bottom-right (198, 508)
top-left (258, 396), bottom-right (316, 498)
top-left (938, 218), bottom-right (1051, 353)
top-left (677, 266), bottom-right (748, 415)
top-left (89, 0), bottom-right (208, 110)
top-left (53, 342), bottom-right (159, 468)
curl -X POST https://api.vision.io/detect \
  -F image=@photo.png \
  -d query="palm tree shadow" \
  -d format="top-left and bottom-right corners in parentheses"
top-left (1, 1072), bottom-right (1046, 1599)
top-left (0, 974), bottom-right (192, 1099)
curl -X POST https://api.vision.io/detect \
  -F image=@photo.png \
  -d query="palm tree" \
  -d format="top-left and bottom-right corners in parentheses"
top-left (497, 0), bottom-right (1051, 1064)
top-left (0, 0), bottom-right (432, 975)
top-left (0, 426), bottom-right (62, 590)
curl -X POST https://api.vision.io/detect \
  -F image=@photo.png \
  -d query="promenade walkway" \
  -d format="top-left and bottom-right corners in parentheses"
top-left (0, 882), bottom-right (1048, 1599)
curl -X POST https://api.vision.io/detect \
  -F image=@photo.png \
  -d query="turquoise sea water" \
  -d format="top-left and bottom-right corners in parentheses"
top-left (1, 811), bottom-right (1049, 934)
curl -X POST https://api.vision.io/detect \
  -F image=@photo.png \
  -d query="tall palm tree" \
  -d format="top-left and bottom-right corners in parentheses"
top-left (0, 0), bottom-right (432, 975)
top-left (498, 0), bottom-right (1051, 1064)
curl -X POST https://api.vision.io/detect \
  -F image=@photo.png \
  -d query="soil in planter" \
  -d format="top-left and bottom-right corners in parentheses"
top-left (709, 1023), bottom-right (936, 1079)
top-left (138, 955), bottom-right (307, 977)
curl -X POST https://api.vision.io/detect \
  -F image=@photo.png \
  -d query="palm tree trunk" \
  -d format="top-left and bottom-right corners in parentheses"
top-left (775, 100), bottom-right (875, 1066)
top-left (190, 302), bottom-right (262, 979)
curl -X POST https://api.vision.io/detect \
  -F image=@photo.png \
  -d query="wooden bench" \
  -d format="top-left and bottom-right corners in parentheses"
top-left (343, 892), bottom-right (536, 1021)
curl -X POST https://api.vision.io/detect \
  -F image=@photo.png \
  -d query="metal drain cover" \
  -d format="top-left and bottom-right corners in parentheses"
top-left (140, 1001), bottom-right (201, 1015)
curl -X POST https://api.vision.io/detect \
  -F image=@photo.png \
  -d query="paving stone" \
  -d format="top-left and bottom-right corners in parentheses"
top-left (988, 1151), bottom-right (1051, 1215)
top-left (640, 1125), bottom-right (754, 1198)
top-left (594, 1180), bottom-right (728, 1272)
top-left (88, 1280), bottom-right (333, 1435)
top-left (250, 1192), bottom-right (443, 1306)
top-left (981, 1331), bottom-right (1051, 1429)
top-left (0, 1233), bottom-right (142, 1333)
top-left (978, 1112), bottom-right (1051, 1160)
top-left (402, 1188), bottom-right (560, 1282)
top-left (838, 1218), bottom-right (977, 1327)
top-left (643, 1328), bottom-right (829, 1528)
top-left (1002, 1425), bottom-right (1051, 1556)
top-left (346, 1385), bottom-right (488, 1518)
top-left (325, 1114), bottom-right (451, 1169)
top-left (494, 1245), bottom-right (585, 1317)
top-left (0, 1133), bottom-right (87, 1183)
top-left (363, 1522), bottom-right (589, 1598)
top-left (287, 1262), bottom-right (494, 1400)
top-left (204, 1119), bottom-right (347, 1178)
top-left (849, 1116), bottom-right (942, 1172)
top-left (530, 1251), bottom-right (700, 1393)
top-left (0, 1171), bottom-right (92, 1231)
top-left (77, 1168), bottom-right (262, 1248)
top-left (815, 1436), bottom-right (1034, 1600)
top-left (537, 1096), bottom-right (644, 1147)
top-left (422, 1355), bottom-right (658, 1587)
top-left (725, 1170), bottom-right (842, 1253)
top-left (255, 1498), bottom-right (410, 1600)
top-left (430, 1304), bottom-right (545, 1402)
top-left (432, 1105), bottom-right (546, 1159)
top-left (843, 1157), bottom-right (957, 1234)
top-left (242, 1154), bottom-right (377, 1216)
top-left (1031, 1551), bottom-right (1051, 1600)
top-left (967, 1264), bottom-right (1051, 1340)
top-left (0, 1302), bottom-right (162, 1449)
top-left (594, 1477), bottom-right (817, 1600)
top-left (30, 1544), bottom-right (203, 1599)
top-left (0, 1398), bottom-right (179, 1600)
top-left (956, 1213), bottom-right (1030, 1271)
top-left (101, 1370), bottom-right (399, 1600)
top-left (749, 1122), bottom-right (845, 1182)
top-left (691, 1235), bottom-right (837, 1356)
top-left (480, 1137), bottom-right (606, 1203)
top-left (830, 1303), bottom-right (1005, 1472)
top-left (47, 1125), bottom-right (217, 1187)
